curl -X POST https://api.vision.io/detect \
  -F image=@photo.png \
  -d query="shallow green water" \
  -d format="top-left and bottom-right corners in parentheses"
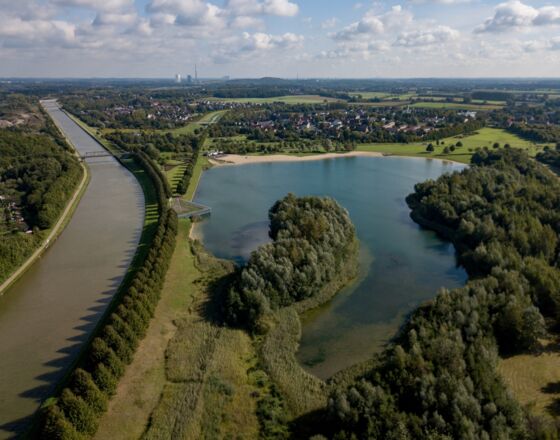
top-left (193, 156), bottom-right (467, 378)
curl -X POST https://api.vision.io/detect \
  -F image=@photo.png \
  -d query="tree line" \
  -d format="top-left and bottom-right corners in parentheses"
top-left (316, 149), bottom-right (560, 439)
top-left (104, 130), bottom-right (202, 196)
top-left (38, 150), bottom-right (178, 439)
top-left (0, 125), bottom-right (83, 284)
top-left (224, 194), bottom-right (357, 333)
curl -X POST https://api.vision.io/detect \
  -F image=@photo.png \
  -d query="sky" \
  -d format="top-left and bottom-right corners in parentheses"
top-left (1, 0), bottom-right (560, 78)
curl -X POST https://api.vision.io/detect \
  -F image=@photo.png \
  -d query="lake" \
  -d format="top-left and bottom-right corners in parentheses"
top-left (193, 156), bottom-right (467, 379)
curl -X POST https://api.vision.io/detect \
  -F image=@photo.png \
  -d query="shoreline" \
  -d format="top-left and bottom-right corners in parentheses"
top-left (193, 152), bottom-right (465, 242)
top-left (208, 151), bottom-right (467, 167)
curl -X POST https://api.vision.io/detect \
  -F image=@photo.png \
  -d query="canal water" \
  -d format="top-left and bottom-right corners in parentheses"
top-left (0, 101), bottom-right (144, 438)
top-left (193, 156), bottom-right (468, 379)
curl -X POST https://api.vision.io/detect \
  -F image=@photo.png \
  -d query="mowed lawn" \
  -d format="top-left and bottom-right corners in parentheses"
top-left (168, 110), bottom-right (228, 135)
top-left (357, 128), bottom-right (546, 164)
top-left (206, 95), bottom-right (341, 104)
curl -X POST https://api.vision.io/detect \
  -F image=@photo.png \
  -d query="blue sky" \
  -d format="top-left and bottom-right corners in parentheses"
top-left (1, 0), bottom-right (559, 77)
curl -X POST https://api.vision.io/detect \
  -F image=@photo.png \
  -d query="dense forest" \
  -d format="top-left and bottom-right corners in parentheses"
top-left (225, 194), bottom-right (357, 333)
top-left (0, 112), bottom-right (83, 284)
top-left (509, 123), bottom-right (560, 143)
top-left (316, 149), bottom-right (560, 439)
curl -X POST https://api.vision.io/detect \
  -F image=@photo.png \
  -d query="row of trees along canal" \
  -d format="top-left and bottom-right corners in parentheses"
top-left (37, 149), bottom-right (179, 438)
top-left (104, 131), bottom-right (204, 196)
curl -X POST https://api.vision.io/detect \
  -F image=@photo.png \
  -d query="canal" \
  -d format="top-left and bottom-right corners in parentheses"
top-left (0, 101), bottom-right (144, 438)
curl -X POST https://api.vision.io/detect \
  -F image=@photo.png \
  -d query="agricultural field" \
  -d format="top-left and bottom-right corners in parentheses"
top-left (357, 127), bottom-right (546, 164)
top-left (349, 91), bottom-right (416, 101)
top-left (410, 101), bottom-right (504, 111)
top-left (349, 100), bottom-right (410, 108)
top-left (206, 95), bottom-right (341, 104)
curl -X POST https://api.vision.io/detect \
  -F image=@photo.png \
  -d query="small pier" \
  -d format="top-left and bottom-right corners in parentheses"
top-left (170, 198), bottom-right (212, 219)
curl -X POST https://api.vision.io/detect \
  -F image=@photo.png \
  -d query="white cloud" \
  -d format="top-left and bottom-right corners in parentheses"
top-left (262, 0), bottom-right (298, 16)
top-left (93, 12), bottom-right (138, 27)
top-left (321, 18), bottom-right (338, 29)
top-left (524, 36), bottom-right (560, 52)
top-left (0, 15), bottom-right (76, 47)
top-left (223, 0), bottom-right (298, 17)
top-left (50, 0), bottom-right (133, 12)
top-left (534, 6), bottom-right (560, 26)
top-left (333, 5), bottom-right (412, 40)
top-left (395, 25), bottom-right (459, 47)
top-left (408, 0), bottom-right (472, 4)
top-left (242, 31), bottom-right (303, 50)
top-left (476, 1), bottom-right (560, 33)
top-left (147, 0), bottom-right (226, 30)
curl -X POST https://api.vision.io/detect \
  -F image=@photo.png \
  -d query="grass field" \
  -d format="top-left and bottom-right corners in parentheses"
top-left (349, 100), bottom-right (410, 108)
top-left (357, 127), bottom-right (545, 164)
top-left (164, 161), bottom-right (187, 194)
top-left (206, 95), bottom-right (340, 104)
top-left (167, 110), bottom-right (228, 135)
top-left (499, 340), bottom-right (560, 419)
top-left (410, 101), bottom-right (503, 111)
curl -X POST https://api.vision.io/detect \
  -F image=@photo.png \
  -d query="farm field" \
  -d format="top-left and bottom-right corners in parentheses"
top-left (357, 127), bottom-right (545, 164)
top-left (350, 91), bottom-right (416, 100)
top-left (349, 100), bottom-right (410, 108)
top-left (410, 101), bottom-right (503, 111)
top-left (206, 95), bottom-right (341, 104)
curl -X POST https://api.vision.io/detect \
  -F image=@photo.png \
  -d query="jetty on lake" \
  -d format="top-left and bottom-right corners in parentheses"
top-left (170, 198), bottom-right (211, 219)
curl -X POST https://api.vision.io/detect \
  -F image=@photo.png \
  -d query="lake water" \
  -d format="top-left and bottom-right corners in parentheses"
top-left (193, 156), bottom-right (467, 379)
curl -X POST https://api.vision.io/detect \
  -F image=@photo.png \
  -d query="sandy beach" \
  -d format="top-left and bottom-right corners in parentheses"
top-left (208, 151), bottom-right (467, 167)
top-left (208, 151), bottom-right (385, 166)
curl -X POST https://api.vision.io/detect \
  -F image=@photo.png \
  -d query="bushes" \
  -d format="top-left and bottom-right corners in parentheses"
top-left (38, 153), bottom-right (177, 438)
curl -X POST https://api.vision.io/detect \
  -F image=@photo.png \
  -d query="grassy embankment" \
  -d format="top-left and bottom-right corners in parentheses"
top-left (94, 220), bottom-right (262, 439)
top-left (357, 127), bottom-right (546, 164)
top-left (92, 159), bottom-right (263, 439)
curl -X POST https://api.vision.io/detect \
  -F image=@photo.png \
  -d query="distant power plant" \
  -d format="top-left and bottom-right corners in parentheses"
top-left (175, 73), bottom-right (181, 83)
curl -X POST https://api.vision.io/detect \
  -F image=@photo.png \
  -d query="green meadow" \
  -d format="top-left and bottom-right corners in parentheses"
top-left (358, 127), bottom-right (547, 164)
